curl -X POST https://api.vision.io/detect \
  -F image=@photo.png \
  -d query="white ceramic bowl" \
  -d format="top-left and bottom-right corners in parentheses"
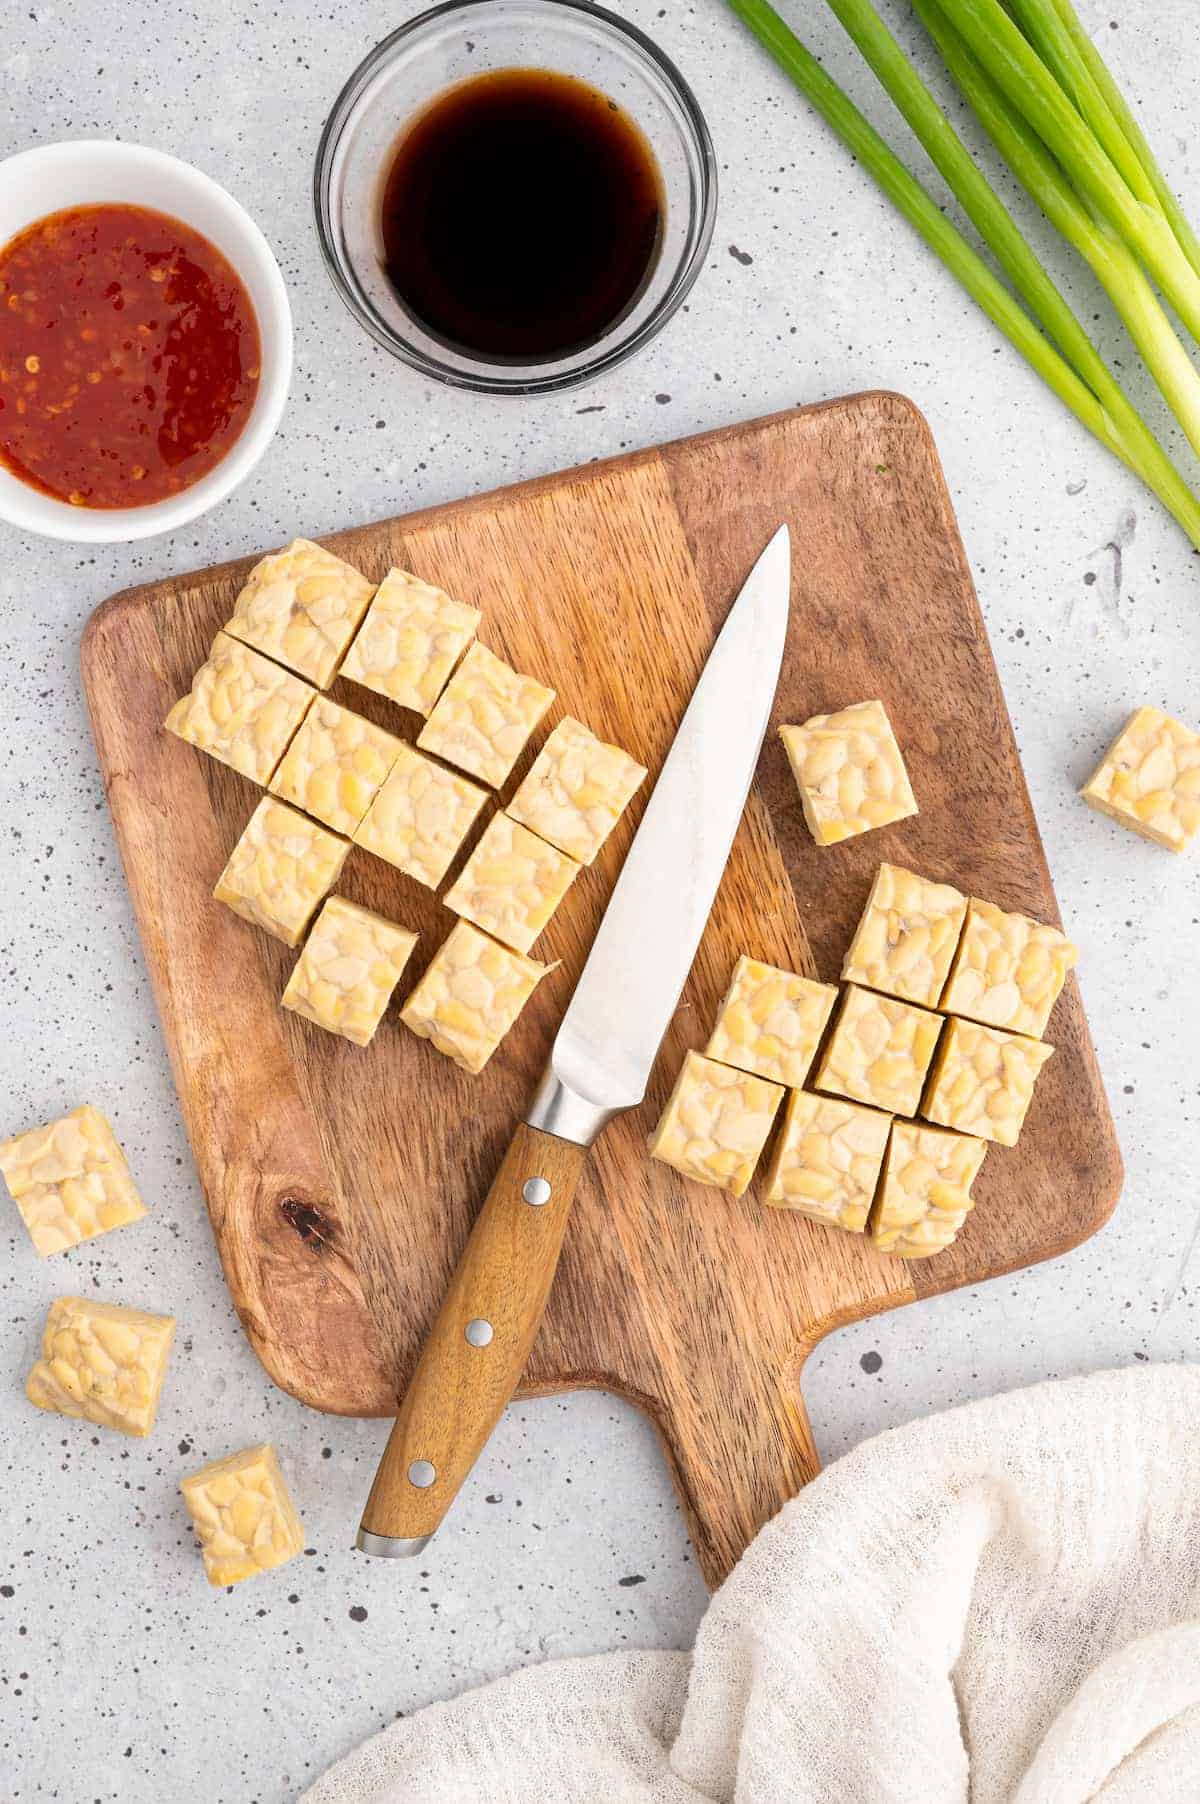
top-left (0, 141), bottom-right (292, 542)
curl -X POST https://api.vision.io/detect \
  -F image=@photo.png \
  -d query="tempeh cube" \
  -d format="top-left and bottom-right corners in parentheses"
top-left (705, 955), bottom-right (837, 1089)
top-left (353, 743), bottom-right (488, 889)
top-left (400, 921), bottom-right (552, 1074)
top-left (269, 696), bottom-right (404, 836)
top-left (444, 813), bottom-right (579, 953)
top-left (780, 699), bottom-right (917, 846)
top-left (214, 797), bottom-right (349, 947)
top-left (181, 1443), bottom-right (305, 1588)
top-left (222, 538), bottom-right (375, 689)
top-left (506, 715), bottom-right (647, 863)
top-left (1080, 705), bottom-right (1200, 851)
top-left (922, 1017), bottom-right (1054, 1146)
top-left (282, 897), bottom-right (418, 1046)
top-left (340, 568), bottom-right (481, 715)
top-left (763, 1091), bottom-right (891, 1231)
top-left (0, 1104), bottom-right (147, 1257)
top-left (842, 863), bottom-right (967, 1008)
top-left (26, 1296), bottom-right (175, 1436)
top-left (648, 1050), bottom-right (784, 1197)
top-left (165, 632), bottom-right (316, 785)
top-left (940, 898), bottom-right (1077, 1039)
top-left (870, 1120), bottom-right (987, 1259)
top-left (814, 985), bottom-right (942, 1117)
top-left (417, 643), bottom-right (554, 788)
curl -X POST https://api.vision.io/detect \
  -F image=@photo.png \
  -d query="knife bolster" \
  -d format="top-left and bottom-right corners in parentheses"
top-left (525, 1067), bottom-right (622, 1147)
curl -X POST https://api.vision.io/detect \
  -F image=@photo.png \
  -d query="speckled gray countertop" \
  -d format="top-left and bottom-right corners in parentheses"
top-left (2, 1), bottom-right (1198, 1798)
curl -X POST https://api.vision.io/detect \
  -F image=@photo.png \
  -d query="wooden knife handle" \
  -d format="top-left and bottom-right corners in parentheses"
top-left (358, 1122), bottom-right (587, 1554)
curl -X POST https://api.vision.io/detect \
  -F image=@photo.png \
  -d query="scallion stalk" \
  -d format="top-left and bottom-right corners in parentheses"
top-left (938, 0), bottom-right (1200, 346)
top-left (720, 0), bottom-right (1200, 546)
top-left (913, 0), bottom-right (1200, 461)
top-left (1044, 0), bottom-right (1200, 282)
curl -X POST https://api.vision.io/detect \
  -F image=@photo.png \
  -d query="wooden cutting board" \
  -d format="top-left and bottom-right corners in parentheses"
top-left (82, 394), bottom-right (1121, 1586)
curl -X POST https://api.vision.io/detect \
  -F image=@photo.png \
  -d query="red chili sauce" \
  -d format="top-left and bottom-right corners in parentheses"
top-left (0, 203), bottom-right (261, 509)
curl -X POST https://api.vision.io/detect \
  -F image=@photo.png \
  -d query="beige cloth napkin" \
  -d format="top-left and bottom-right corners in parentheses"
top-left (305, 1365), bottom-right (1200, 1802)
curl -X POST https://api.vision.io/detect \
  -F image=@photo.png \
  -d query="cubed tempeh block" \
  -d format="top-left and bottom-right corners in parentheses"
top-left (763, 1091), bottom-right (891, 1231)
top-left (444, 813), bottom-right (579, 953)
top-left (506, 715), bottom-right (647, 863)
top-left (26, 1296), bottom-right (175, 1436)
top-left (181, 1443), bottom-right (305, 1588)
top-left (340, 568), bottom-right (481, 716)
top-left (222, 538), bottom-right (375, 689)
top-left (1080, 704), bottom-right (1200, 851)
top-left (648, 1051), bottom-right (784, 1197)
top-left (417, 643), bottom-right (554, 789)
top-left (214, 798), bottom-right (349, 947)
top-left (165, 632), bottom-right (316, 785)
top-left (870, 1121), bottom-right (987, 1259)
top-left (353, 743), bottom-right (488, 889)
top-left (922, 1017), bottom-right (1054, 1146)
top-left (814, 985), bottom-right (942, 1117)
top-left (705, 955), bottom-right (837, 1089)
top-left (940, 898), bottom-right (1076, 1039)
top-left (282, 897), bottom-right (418, 1046)
top-left (842, 863), bottom-right (967, 1008)
top-left (780, 699), bottom-right (917, 846)
top-left (269, 696), bottom-right (404, 836)
top-left (0, 1104), bottom-right (147, 1257)
top-left (400, 921), bottom-right (552, 1074)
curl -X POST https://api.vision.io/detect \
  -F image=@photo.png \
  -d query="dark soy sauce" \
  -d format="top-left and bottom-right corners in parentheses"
top-left (379, 68), bottom-right (663, 361)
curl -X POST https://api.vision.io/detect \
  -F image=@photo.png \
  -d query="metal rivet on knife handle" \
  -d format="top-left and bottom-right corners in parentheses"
top-left (465, 1318), bottom-right (494, 1347)
top-left (523, 1176), bottom-right (551, 1207)
top-left (407, 1459), bottom-right (436, 1488)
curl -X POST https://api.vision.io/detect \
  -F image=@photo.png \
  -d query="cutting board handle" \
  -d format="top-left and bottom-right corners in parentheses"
top-left (358, 1122), bottom-right (587, 1556)
top-left (654, 1341), bottom-right (821, 1587)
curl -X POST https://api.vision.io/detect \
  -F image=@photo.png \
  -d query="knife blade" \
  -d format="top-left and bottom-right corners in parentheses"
top-left (358, 524), bottom-right (792, 1558)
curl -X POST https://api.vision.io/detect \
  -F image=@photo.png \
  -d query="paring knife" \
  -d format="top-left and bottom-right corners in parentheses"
top-left (358, 524), bottom-right (792, 1558)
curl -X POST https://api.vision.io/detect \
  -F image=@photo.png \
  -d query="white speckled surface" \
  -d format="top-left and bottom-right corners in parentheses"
top-left (1, 1), bottom-right (1198, 1796)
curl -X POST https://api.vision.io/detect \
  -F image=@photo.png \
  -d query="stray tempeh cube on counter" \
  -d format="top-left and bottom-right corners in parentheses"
top-left (340, 568), bottom-right (481, 715)
top-left (814, 985), bottom-right (942, 1118)
top-left (940, 898), bottom-right (1076, 1039)
top-left (842, 863), bottom-right (967, 1007)
top-left (705, 955), bottom-right (837, 1089)
top-left (1080, 704), bottom-right (1200, 852)
top-left (165, 632), bottom-right (316, 786)
top-left (353, 742), bottom-right (489, 888)
top-left (269, 695), bottom-right (404, 837)
top-left (923, 1017), bottom-right (1054, 1146)
top-left (214, 797), bottom-right (349, 946)
top-left (0, 1104), bottom-right (147, 1256)
top-left (870, 1121), bottom-right (988, 1259)
top-left (507, 715), bottom-right (647, 863)
top-left (649, 1050), bottom-right (784, 1196)
top-left (763, 1091), bottom-right (891, 1230)
top-left (26, 1296), bottom-right (175, 1436)
top-left (221, 538), bottom-right (376, 689)
top-left (445, 812), bottom-right (580, 953)
top-left (780, 699), bottom-right (917, 846)
top-left (401, 921), bottom-right (554, 1074)
top-left (180, 1443), bottom-right (305, 1587)
top-left (417, 642), bottom-right (555, 788)
top-left (282, 897), bottom-right (418, 1046)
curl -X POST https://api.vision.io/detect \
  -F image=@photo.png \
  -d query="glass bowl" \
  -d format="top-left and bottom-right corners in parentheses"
top-left (313, 0), bottom-right (717, 394)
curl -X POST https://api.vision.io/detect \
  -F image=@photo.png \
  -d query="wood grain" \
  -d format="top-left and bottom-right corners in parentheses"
top-left (81, 394), bottom-right (1122, 1586)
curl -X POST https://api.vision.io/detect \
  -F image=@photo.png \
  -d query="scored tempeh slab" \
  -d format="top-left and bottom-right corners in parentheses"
top-left (81, 396), bottom-right (1121, 1587)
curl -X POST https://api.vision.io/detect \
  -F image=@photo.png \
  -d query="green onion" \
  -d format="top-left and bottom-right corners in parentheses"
top-left (1043, 0), bottom-right (1200, 282)
top-left (721, 0), bottom-right (1200, 546)
top-left (913, 0), bottom-right (1200, 461)
top-left (937, 0), bottom-right (1200, 346)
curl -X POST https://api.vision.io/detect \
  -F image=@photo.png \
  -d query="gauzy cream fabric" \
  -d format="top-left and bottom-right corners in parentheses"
top-left (306, 1366), bottom-right (1200, 1803)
